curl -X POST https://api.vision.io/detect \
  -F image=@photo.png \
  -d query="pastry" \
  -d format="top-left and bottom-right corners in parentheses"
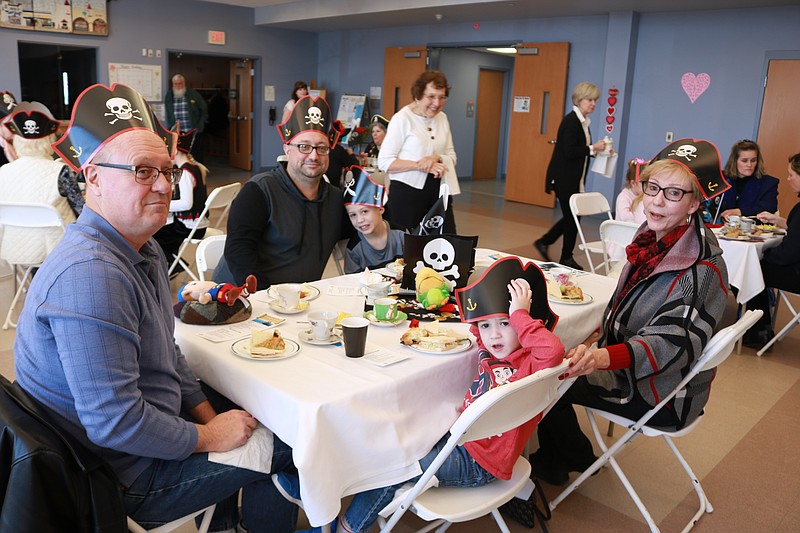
top-left (250, 330), bottom-right (286, 356)
top-left (561, 285), bottom-right (583, 301)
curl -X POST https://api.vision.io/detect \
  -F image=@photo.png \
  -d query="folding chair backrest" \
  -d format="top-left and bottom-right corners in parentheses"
top-left (0, 201), bottom-right (65, 230)
top-left (195, 235), bottom-right (227, 281)
top-left (203, 182), bottom-right (241, 230)
top-left (569, 192), bottom-right (612, 217)
top-left (599, 219), bottom-right (639, 249)
top-left (695, 309), bottom-right (763, 373)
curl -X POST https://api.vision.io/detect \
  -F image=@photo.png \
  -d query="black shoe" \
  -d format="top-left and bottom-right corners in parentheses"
top-left (534, 239), bottom-right (551, 262)
top-left (530, 451), bottom-right (568, 486)
top-left (559, 257), bottom-right (584, 271)
top-left (742, 328), bottom-right (775, 350)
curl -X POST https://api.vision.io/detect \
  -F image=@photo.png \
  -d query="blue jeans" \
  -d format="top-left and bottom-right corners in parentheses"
top-left (342, 434), bottom-right (495, 532)
top-left (123, 435), bottom-right (297, 532)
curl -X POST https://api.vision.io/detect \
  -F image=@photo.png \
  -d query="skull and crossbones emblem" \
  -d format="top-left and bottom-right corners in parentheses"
top-left (22, 120), bottom-right (39, 136)
top-left (414, 238), bottom-right (460, 290)
top-left (305, 106), bottom-right (324, 126)
top-left (104, 97), bottom-right (143, 125)
top-left (421, 216), bottom-right (444, 233)
top-left (343, 170), bottom-right (356, 197)
top-left (2, 93), bottom-right (15, 112)
top-left (668, 144), bottom-right (697, 161)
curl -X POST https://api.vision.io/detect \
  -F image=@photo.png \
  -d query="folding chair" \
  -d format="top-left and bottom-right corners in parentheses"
top-left (549, 310), bottom-right (763, 533)
top-left (377, 361), bottom-right (569, 533)
top-left (599, 219), bottom-right (640, 278)
top-left (569, 192), bottom-right (613, 273)
top-left (168, 182), bottom-right (241, 281)
top-left (757, 290), bottom-right (800, 356)
top-left (332, 239), bottom-right (348, 276)
top-left (127, 504), bottom-right (216, 533)
top-left (195, 235), bottom-right (227, 281)
top-left (0, 201), bottom-right (66, 330)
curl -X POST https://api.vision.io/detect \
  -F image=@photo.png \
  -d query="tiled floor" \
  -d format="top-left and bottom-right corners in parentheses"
top-left (2, 163), bottom-right (800, 532)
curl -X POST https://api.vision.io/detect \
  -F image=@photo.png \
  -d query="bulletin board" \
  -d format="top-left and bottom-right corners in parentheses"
top-left (108, 63), bottom-right (162, 101)
top-left (336, 93), bottom-right (368, 144)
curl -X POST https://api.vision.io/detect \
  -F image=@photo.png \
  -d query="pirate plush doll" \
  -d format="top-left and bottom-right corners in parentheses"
top-left (341, 165), bottom-right (406, 274)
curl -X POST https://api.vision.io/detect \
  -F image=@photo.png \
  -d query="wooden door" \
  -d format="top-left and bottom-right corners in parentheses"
top-left (757, 59), bottom-right (800, 218)
top-left (505, 42), bottom-right (570, 207)
top-left (228, 58), bottom-right (253, 171)
top-left (472, 69), bottom-right (504, 180)
top-left (383, 46), bottom-right (427, 118)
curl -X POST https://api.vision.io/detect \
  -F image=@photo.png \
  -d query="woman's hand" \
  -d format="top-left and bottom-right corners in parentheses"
top-left (417, 155), bottom-right (446, 177)
top-left (592, 140), bottom-right (606, 153)
top-left (560, 344), bottom-right (609, 379)
top-left (721, 208), bottom-right (742, 221)
top-left (507, 278), bottom-right (532, 315)
top-left (756, 210), bottom-right (786, 229)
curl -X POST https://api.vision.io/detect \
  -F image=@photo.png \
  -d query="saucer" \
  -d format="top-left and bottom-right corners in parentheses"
top-left (364, 310), bottom-right (408, 327)
top-left (268, 300), bottom-right (310, 314)
top-left (299, 330), bottom-right (342, 345)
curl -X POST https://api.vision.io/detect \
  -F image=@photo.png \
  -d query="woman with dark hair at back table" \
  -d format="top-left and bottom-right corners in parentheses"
top-left (364, 114), bottom-right (389, 158)
top-left (716, 139), bottom-right (779, 222)
top-left (742, 152), bottom-right (800, 349)
top-left (534, 82), bottom-right (611, 270)
top-left (378, 70), bottom-right (458, 233)
top-left (281, 80), bottom-right (308, 123)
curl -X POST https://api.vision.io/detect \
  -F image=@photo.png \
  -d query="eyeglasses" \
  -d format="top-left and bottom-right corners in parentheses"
top-left (642, 181), bottom-right (692, 202)
top-left (94, 163), bottom-right (181, 185)
top-left (287, 143), bottom-right (331, 155)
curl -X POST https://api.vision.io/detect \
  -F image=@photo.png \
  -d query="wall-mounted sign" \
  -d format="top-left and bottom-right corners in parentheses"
top-left (208, 30), bottom-right (226, 45)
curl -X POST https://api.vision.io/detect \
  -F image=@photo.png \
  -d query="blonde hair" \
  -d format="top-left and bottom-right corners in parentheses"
top-left (13, 134), bottom-right (58, 158)
top-left (640, 159), bottom-right (703, 202)
top-left (571, 82), bottom-right (600, 105)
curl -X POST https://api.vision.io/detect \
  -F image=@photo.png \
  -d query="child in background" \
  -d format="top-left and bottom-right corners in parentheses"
top-left (342, 166), bottom-right (405, 273)
top-left (288, 256), bottom-right (565, 533)
top-left (615, 157), bottom-right (646, 224)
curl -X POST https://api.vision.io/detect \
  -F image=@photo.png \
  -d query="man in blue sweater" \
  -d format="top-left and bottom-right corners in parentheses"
top-left (15, 83), bottom-right (297, 533)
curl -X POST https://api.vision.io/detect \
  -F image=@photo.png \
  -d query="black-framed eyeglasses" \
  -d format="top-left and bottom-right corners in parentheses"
top-left (287, 143), bottom-right (331, 155)
top-left (94, 163), bottom-right (181, 185)
top-left (642, 181), bottom-right (692, 202)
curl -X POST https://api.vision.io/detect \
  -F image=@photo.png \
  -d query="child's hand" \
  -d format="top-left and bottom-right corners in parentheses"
top-left (508, 278), bottom-right (532, 315)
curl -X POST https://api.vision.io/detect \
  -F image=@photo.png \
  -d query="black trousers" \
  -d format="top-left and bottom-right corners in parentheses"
top-left (384, 175), bottom-right (457, 234)
top-left (536, 375), bottom-right (680, 469)
top-left (747, 261), bottom-right (800, 331)
top-left (539, 188), bottom-right (579, 262)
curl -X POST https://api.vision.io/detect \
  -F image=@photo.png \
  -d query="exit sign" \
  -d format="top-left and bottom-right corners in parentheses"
top-left (208, 30), bottom-right (226, 45)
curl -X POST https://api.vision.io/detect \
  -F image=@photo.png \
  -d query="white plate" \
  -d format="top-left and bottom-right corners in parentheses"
top-left (231, 338), bottom-right (300, 361)
top-left (267, 284), bottom-right (321, 302)
top-left (268, 300), bottom-right (310, 314)
top-left (548, 293), bottom-right (594, 305)
top-left (407, 338), bottom-right (473, 355)
top-left (298, 330), bottom-right (342, 345)
top-left (364, 310), bottom-right (408, 327)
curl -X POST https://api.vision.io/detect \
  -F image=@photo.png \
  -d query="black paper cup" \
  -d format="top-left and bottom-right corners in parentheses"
top-left (341, 317), bottom-right (369, 358)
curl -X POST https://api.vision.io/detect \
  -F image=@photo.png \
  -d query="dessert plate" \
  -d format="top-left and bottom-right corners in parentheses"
top-left (231, 338), bottom-right (300, 360)
top-left (268, 300), bottom-right (310, 314)
top-left (407, 338), bottom-right (473, 355)
top-left (364, 310), bottom-right (408, 327)
top-left (548, 293), bottom-right (594, 305)
top-left (298, 330), bottom-right (342, 345)
top-left (267, 284), bottom-right (321, 301)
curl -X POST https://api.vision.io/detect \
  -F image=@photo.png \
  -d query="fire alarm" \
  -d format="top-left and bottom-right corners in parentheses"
top-left (473, 22), bottom-right (480, 30)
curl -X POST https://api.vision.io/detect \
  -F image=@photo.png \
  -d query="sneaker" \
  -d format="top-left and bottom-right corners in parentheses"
top-left (297, 519), bottom-right (338, 533)
top-left (272, 471), bottom-right (303, 508)
top-left (742, 328), bottom-right (775, 351)
top-left (559, 257), bottom-right (584, 271)
top-left (533, 239), bottom-right (551, 262)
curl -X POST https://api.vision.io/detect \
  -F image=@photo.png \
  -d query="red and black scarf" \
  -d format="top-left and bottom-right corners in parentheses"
top-left (617, 224), bottom-right (690, 302)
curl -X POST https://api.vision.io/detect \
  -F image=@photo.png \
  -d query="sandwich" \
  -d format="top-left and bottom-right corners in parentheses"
top-left (250, 329), bottom-right (286, 356)
top-left (416, 335), bottom-right (462, 352)
top-left (400, 324), bottom-right (469, 351)
top-left (560, 284), bottom-right (583, 301)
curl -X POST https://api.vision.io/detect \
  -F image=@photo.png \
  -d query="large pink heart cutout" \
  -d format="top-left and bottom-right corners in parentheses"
top-left (681, 73), bottom-right (710, 103)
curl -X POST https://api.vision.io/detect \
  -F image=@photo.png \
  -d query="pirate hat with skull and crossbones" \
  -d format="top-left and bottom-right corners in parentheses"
top-left (649, 138), bottom-right (730, 200)
top-left (3, 101), bottom-right (60, 139)
top-left (52, 84), bottom-right (176, 173)
top-left (276, 95), bottom-right (340, 147)
top-left (175, 124), bottom-right (197, 154)
top-left (455, 256), bottom-right (558, 329)
top-left (0, 91), bottom-right (17, 119)
top-left (342, 165), bottom-right (385, 207)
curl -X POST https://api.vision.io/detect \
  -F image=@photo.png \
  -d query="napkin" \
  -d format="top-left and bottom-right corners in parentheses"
top-left (208, 424), bottom-right (274, 474)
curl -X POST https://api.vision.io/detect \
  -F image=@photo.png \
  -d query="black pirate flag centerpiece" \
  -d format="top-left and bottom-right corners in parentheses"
top-left (650, 138), bottom-right (730, 200)
top-left (0, 91), bottom-right (17, 119)
top-left (414, 183), bottom-right (450, 236)
top-left (455, 256), bottom-right (558, 331)
top-left (52, 83), bottom-right (176, 173)
top-left (401, 233), bottom-right (479, 291)
top-left (277, 95), bottom-right (340, 147)
top-left (3, 102), bottom-right (60, 139)
top-left (342, 165), bottom-right (385, 207)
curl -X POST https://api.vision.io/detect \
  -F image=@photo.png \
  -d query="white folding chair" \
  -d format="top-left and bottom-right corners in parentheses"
top-left (550, 310), bottom-right (763, 533)
top-left (599, 219), bottom-right (640, 278)
top-left (569, 192), bottom-right (613, 273)
top-left (168, 182), bottom-right (241, 281)
top-left (0, 202), bottom-right (66, 330)
top-left (377, 361), bottom-right (569, 533)
top-left (757, 290), bottom-right (800, 356)
top-left (127, 504), bottom-right (216, 533)
top-left (332, 239), bottom-right (348, 276)
top-left (195, 235), bottom-right (227, 281)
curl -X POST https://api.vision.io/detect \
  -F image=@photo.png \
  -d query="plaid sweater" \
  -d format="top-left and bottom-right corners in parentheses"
top-left (588, 218), bottom-right (729, 428)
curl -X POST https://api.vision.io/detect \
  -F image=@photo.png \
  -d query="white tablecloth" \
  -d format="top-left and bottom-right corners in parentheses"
top-left (175, 255), bottom-right (617, 526)
top-left (713, 231), bottom-right (783, 303)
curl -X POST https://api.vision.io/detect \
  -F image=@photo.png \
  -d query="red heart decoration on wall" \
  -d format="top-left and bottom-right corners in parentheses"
top-left (608, 87), bottom-right (619, 97)
top-left (606, 116), bottom-right (615, 124)
top-left (606, 125), bottom-right (614, 133)
top-left (608, 96), bottom-right (617, 106)
top-left (607, 106), bottom-right (616, 115)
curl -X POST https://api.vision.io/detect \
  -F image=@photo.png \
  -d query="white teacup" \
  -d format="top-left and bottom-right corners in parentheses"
top-left (308, 310), bottom-right (338, 340)
top-left (364, 281), bottom-right (392, 304)
top-left (276, 283), bottom-right (302, 309)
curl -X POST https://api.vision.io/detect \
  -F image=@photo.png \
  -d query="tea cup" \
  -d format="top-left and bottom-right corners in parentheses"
top-left (374, 298), bottom-right (400, 322)
top-left (308, 310), bottom-right (338, 341)
top-left (276, 283), bottom-right (302, 309)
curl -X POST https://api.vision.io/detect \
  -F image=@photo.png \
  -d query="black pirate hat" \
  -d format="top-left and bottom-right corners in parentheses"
top-left (342, 166), bottom-right (385, 207)
top-left (455, 256), bottom-right (558, 331)
top-left (650, 138), bottom-right (730, 200)
top-left (370, 114), bottom-right (389, 129)
top-left (276, 95), bottom-right (340, 147)
top-left (52, 83), bottom-right (176, 173)
top-left (4, 102), bottom-right (60, 139)
top-left (0, 91), bottom-right (17, 119)
top-left (176, 126), bottom-right (197, 153)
